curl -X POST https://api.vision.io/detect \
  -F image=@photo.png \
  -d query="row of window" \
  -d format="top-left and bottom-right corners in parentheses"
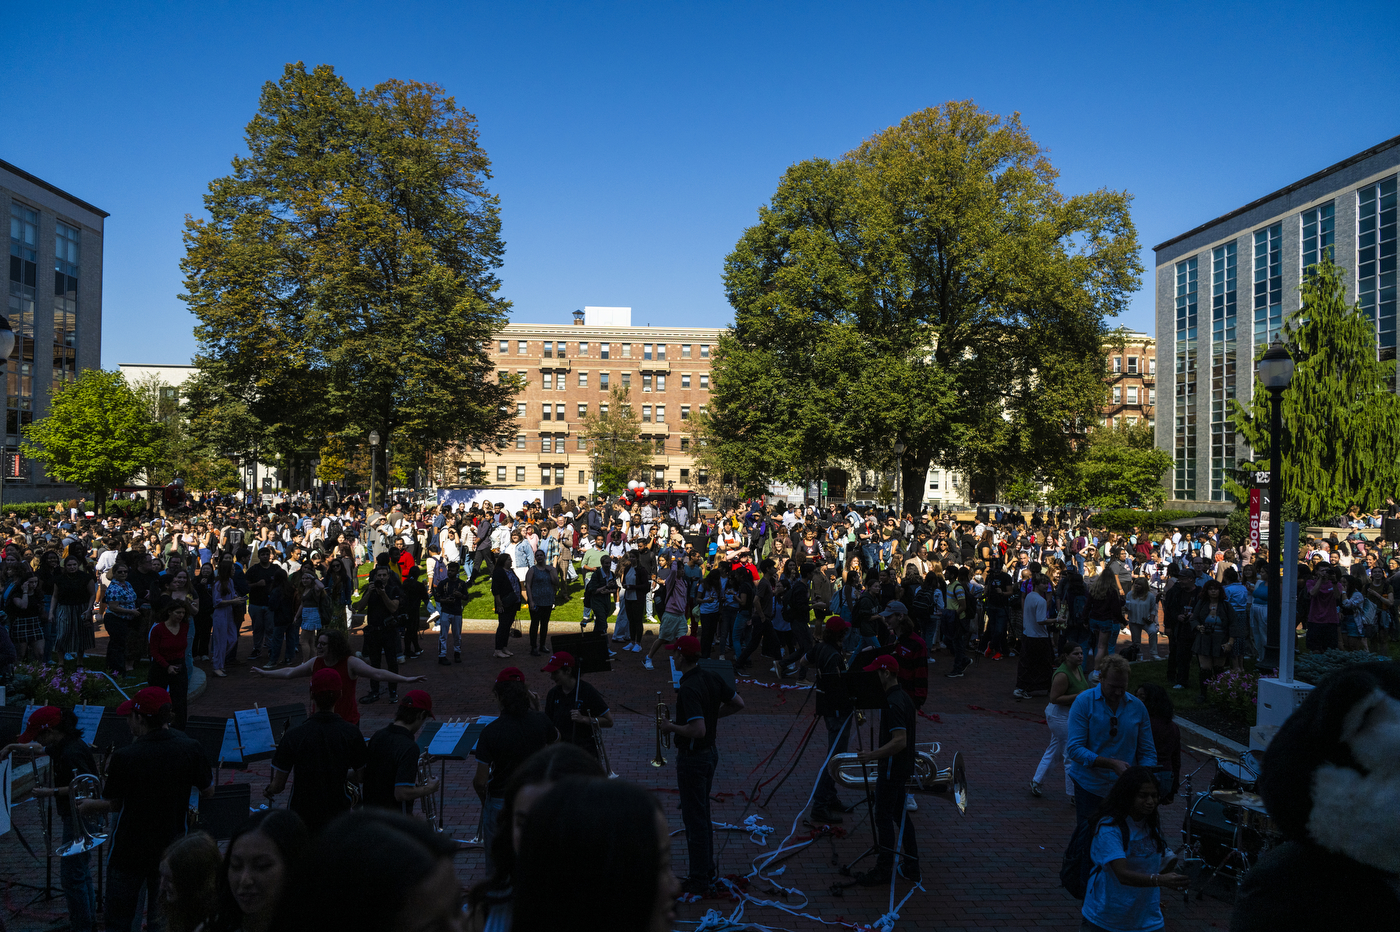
top-left (1104, 416), bottom-right (1154, 429)
top-left (515, 369), bottom-right (710, 391)
top-left (479, 465), bottom-right (703, 487)
top-left (1109, 355), bottom-right (1155, 375)
top-left (8, 202), bottom-right (80, 450)
top-left (1111, 385), bottom-right (1155, 405)
top-left (499, 339), bottom-right (712, 361)
top-left (520, 401), bottom-right (706, 423)
top-left (511, 433), bottom-right (696, 454)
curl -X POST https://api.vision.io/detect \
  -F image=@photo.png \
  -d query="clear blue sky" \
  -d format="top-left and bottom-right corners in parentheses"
top-left (5, 1), bottom-right (1398, 367)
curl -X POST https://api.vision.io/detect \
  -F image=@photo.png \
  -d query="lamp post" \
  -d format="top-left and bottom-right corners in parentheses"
top-left (0, 316), bottom-right (14, 514)
top-left (369, 430), bottom-right (381, 510)
top-left (1259, 339), bottom-right (1295, 667)
top-left (893, 439), bottom-right (906, 516)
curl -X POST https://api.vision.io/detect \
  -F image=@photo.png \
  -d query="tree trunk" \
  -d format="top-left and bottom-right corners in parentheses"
top-left (901, 453), bottom-right (931, 516)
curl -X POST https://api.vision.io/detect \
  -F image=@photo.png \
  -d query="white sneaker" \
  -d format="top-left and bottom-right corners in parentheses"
top-left (905, 796), bottom-right (918, 811)
top-left (427, 611), bottom-right (440, 626)
top-left (643, 657), bottom-right (654, 670)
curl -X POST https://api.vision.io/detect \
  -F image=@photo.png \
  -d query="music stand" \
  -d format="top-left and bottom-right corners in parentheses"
top-left (416, 720), bottom-right (487, 846)
top-left (696, 658), bottom-right (737, 692)
top-left (549, 632), bottom-right (611, 675)
top-left (823, 669), bottom-right (891, 891)
top-left (266, 703), bottom-right (307, 745)
top-left (197, 784), bottom-right (252, 840)
top-left (186, 716), bottom-right (249, 773)
top-left (0, 707), bottom-right (21, 746)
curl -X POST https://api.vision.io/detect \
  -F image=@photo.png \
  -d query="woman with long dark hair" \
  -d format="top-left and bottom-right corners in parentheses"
top-left (211, 809), bottom-right (308, 932)
top-left (491, 552), bottom-right (521, 660)
top-left (1081, 767), bottom-right (1188, 932)
top-left (157, 832), bottom-right (221, 932)
top-left (191, 561), bottom-right (215, 662)
top-left (209, 557), bottom-right (241, 678)
top-left (1190, 577), bottom-right (1243, 700)
top-left (513, 778), bottom-right (678, 932)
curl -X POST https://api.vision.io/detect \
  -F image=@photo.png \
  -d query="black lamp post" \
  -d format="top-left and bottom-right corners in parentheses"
top-left (1259, 339), bottom-right (1295, 666)
top-left (369, 430), bottom-right (381, 510)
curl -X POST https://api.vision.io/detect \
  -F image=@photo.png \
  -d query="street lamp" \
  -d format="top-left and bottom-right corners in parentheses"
top-left (1259, 339), bottom-right (1294, 667)
top-left (0, 316), bottom-right (14, 514)
top-left (893, 439), bottom-right (906, 515)
top-left (369, 430), bottom-right (381, 510)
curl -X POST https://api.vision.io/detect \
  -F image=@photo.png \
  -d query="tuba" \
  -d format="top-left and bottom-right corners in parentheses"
top-left (827, 744), bottom-right (968, 815)
top-left (55, 773), bottom-right (109, 856)
top-left (417, 752), bottom-right (441, 833)
top-left (651, 691), bottom-right (671, 768)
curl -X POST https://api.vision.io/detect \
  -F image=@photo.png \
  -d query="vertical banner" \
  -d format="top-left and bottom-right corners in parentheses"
top-left (1248, 489), bottom-right (1262, 551)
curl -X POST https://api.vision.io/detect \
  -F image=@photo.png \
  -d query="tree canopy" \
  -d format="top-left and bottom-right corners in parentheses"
top-left (22, 370), bottom-right (164, 510)
top-left (706, 101), bottom-right (1140, 512)
top-left (1050, 423), bottom-right (1173, 509)
top-left (181, 62), bottom-right (518, 479)
top-left (1227, 255), bottom-right (1400, 522)
top-left (581, 387), bottom-right (651, 496)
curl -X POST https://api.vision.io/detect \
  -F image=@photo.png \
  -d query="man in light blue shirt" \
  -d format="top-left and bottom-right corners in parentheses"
top-left (1066, 654), bottom-right (1157, 825)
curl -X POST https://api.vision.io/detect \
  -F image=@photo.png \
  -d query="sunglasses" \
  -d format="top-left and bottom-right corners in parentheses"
top-left (1110, 715), bottom-right (1119, 739)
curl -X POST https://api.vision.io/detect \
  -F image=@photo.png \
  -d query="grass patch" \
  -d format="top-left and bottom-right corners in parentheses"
top-left (355, 560), bottom-right (592, 621)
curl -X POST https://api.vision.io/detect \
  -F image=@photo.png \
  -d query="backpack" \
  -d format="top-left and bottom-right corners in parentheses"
top-left (911, 585), bottom-right (937, 622)
top-left (1061, 818), bottom-right (1126, 900)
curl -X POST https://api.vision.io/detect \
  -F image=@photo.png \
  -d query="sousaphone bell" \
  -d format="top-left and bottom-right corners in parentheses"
top-left (826, 743), bottom-right (968, 815)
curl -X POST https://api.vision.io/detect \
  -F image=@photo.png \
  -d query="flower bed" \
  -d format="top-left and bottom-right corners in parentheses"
top-left (11, 662), bottom-right (125, 708)
top-left (1204, 668), bottom-right (1259, 724)
top-left (1294, 648), bottom-right (1392, 686)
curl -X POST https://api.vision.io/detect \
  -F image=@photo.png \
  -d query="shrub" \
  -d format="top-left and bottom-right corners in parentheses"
top-left (1092, 509), bottom-right (1200, 533)
top-left (1294, 648), bottom-right (1392, 685)
top-left (1205, 668), bottom-right (1260, 723)
top-left (13, 662), bottom-right (112, 707)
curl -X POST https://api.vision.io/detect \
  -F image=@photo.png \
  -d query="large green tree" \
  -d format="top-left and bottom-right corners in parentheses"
top-left (711, 101), bottom-right (1140, 513)
top-left (581, 387), bottom-right (651, 495)
top-left (1227, 255), bottom-right (1400, 522)
top-left (1050, 423), bottom-right (1174, 508)
top-left (22, 370), bottom-right (164, 510)
top-left (181, 62), bottom-right (518, 483)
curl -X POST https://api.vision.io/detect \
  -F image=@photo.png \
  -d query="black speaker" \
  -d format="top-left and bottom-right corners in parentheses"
top-left (1384, 518), bottom-right (1400, 544)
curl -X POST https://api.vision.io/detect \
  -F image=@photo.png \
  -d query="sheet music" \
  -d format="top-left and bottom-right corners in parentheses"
top-left (73, 705), bottom-right (105, 745)
top-left (234, 709), bottom-right (276, 757)
top-left (0, 758), bottom-right (11, 835)
top-left (218, 719), bottom-right (243, 763)
top-left (670, 656), bottom-right (682, 689)
top-left (427, 722), bottom-right (469, 756)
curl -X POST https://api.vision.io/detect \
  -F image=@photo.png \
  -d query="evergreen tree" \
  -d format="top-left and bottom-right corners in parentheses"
top-left (1227, 255), bottom-right (1400, 522)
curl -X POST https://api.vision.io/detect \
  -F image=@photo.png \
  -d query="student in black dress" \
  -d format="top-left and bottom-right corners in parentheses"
top-left (473, 668), bottom-right (558, 872)
top-left (364, 691), bottom-right (440, 815)
top-left (854, 654), bottom-right (919, 886)
top-left (541, 650), bottom-right (614, 759)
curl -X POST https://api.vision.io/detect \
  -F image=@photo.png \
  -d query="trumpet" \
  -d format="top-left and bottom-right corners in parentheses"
top-left (651, 691), bottom-right (671, 768)
top-left (417, 752), bottom-right (441, 833)
top-left (826, 745), bottom-right (968, 816)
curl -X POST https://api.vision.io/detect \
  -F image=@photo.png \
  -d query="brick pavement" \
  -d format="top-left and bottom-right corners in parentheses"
top-left (2, 622), bottom-right (1236, 931)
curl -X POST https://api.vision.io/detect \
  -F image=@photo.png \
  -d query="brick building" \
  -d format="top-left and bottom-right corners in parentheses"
top-left (459, 307), bottom-right (723, 500)
top-left (1102, 330), bottom-right (1157, 429)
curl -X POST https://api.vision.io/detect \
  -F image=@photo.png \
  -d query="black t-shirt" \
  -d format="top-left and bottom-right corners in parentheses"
top-left (879, 686), bottom-right (916, 781)
top-left (805, 641), bottom-right (850, 718)
top-left (104, 729), bottom-right (213, 871)
top-left (985, 570), bottom-right (1013, 608)
top-left (129, 570), bottom-right (160, 608)
top-left (271, 711), bottom-right (369, 834)
top-left (674, 667), bottom-right (735, 753)
top-left (399, 578), bottom-right (429, 626)
top-left (50, 735), bottom-right (97, 818)
top-left (245, 562), bottom-right (287, 607)
top-left (544, 680), bottom-right (610, 753)
top-left (364, 723), bottom-right (421, 814)
top-left (364, 581), bottom-right (405, 626)
top-left (474, 711), bottom-right (557, 797)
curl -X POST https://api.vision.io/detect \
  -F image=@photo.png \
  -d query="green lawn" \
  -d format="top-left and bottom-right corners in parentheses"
top-left (356, 560), bottom-right (591, 621)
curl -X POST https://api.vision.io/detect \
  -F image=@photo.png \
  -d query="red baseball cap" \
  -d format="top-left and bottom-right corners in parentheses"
top-left (401, 689), bottom-right (434, 716)
top-left (310, 668), bottom-right (343, 694)
top-left (116, 686), bottom-right (173, 716)
top-left (664, 635), bottom-right (702, 659)
top-left (19, 706), bottom-right (61, 743)
top-left (824, 615), bottom-right (850, 633)
top-left (495, 667), bottom-right (526, 684)
top-left (541, 651), bottom-right (575, 673)
top-left (862, 654), bottom-right (898, 674)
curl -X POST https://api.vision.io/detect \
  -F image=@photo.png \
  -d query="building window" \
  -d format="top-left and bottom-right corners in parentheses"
top-left (1174, 256), bottom-right (1199, 499)
top-left (543, 372), bottom-right (553, 390)
top-left (1148, 358), bottom-right (1156, 375)
top-left (8, 204), bottom-right (38, 441)
top-left (518, 340), bottom-right (528, 355)
top-left (556, 372), bottom-right (567, 390)
top-left (681, 404), bottom-right (690, 420)
top-left (621, 372), bottom-right (631, 388)
top-left (497, 466), bottom-right (507, 481)
top-left (654, 438), bottom-right (665, 454)
top-left (541, 467), bottom-right (552, 485)
top-left (577, 435), bottom-right (587, 450)
top-left (516, 466), bottom-right (526, 482)
top-left (1112, 385), bottom-right (1122, 403)
top-left (517, 370), bottom-right (526, 383)
top-left (643, 343), bottom-right (653, 360)
top-left (1358, 177), bottom-right (1398, 353)
top-left (497, 369), bottom-right (507, 382)
top-left (642, 373), bottom-right (652, 392)
top-left (1148, 388), bottom-right (1156, 405)
top-left (657, 344), bottom-right (666, 360)
top-left (542, 404), bottom-right (551, 421)
top-left (577, 403), bottom-right (587, 419)
top-left (680, 468), bottom-right (690, 482)
top-left (680, 438), bottom-right (690, 453)
top-left (543, 341), bottom-right (553, 358)
top-left (599, 404), bottom-right (608, 416)
top-left (700, 344), bottom-right (710, 358)
top-left (1128, 416), bottom-right (1139, 426)
top-left (642, 405), bottom-right (651, 423)
top-left (516, 402), bottom-right (527, 418)
top-left (622, 343), bottom-right (632, 358)
top-left (1127, 386), bottom-right (1138, 405)
top-left (600, 342), bottom-right (610, 359)
top-left (682, 344), bottom-right (692, 358)
top-left (1253, 223), bottom-right (1283, 348)
top-left (579, 342), bottom-right (589, 356)
top-left (578, 371), bottom-right (588, 388)
top-left (52, 221), bottom-right (79, 396)
top-left (655, 405), bottom-right (665, 422)
top-left (1211, 242), bottom-right (1238, 501)
top-left (656, 374), bottom-right (665, 392)
top-left (699, 374), bottom-right (709, 389)
top-left (516, 434), bottom-right (526, 450)
top-left (555, 403), bottom-right (565, 420)
top-left (929, 475), bottom-right (939, 490)
top-left (600, 373), bottom-right (609, 390)
top-left (681, 373), bottom-right (691, 388)
top-left (556, 341), bottom-right (566, 359)
top-left (1112, 356), bottom-right (1121, 373)
top-left (579, 469), bottom-right (586, 484)
top-left (1127, 356), bottom-right (1138, 374)
top-left (498, 339), bottom-right (509, 354)
top-left (1302, 202), bottom-right (1335, 273)
top-left (542, 435), bottom-right (552, 453)
top-left (698, 404), bottom-right (707, 415)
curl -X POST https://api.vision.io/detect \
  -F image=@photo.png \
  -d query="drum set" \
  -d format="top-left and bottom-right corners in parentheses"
top-left (1177, 742), bottom-right (1281, 893)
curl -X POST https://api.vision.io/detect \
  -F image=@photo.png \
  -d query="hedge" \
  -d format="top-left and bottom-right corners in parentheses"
top-left (0, 498), bottom-right (147, 517)
top-left (1091, 509), bottom-right (1200, 532)
top-left (1294, 648), bottom-right (1393, 685)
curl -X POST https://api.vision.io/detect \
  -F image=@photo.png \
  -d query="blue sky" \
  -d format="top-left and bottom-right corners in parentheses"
top-left (5, 1), bottom-right (1398, 367)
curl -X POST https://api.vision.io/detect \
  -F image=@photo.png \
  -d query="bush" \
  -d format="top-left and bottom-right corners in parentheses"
top-left (13, 662), bottom-right (113, 707)
top-left (1205, 668), bottom-right (1260, 722)
top-left (1092, 509), bottom-right (1200, 533)
top-left (1294, 648), bottom-right (1393, 685)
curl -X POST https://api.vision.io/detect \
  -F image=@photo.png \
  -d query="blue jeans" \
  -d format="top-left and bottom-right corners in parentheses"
top-left (266, 624), bottom-right (298, 664)
top-left (678, 746), bottom-right (719, 882)
top-left (984, 606), bottom-right (1008, 654)
top-left (247, 604), bottom-right (273, 655)
top-left (1072, 778), bottom-right (1105, 827)
top-left (813, 714), bottom-right (853, 811)
top-left (847, 635), bottom-right (881, 668)
top-left (730, 610), bottom-right (751, 657)
top-left (480, 795), bottom-right (507, 874)
top-left (59, 820), bottom-right (95, 932)
top-left (106, 862), bottom-right (163, 932)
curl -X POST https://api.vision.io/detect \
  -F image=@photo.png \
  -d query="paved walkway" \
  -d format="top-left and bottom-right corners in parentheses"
top-left (2, 623), bottom-right (1236, 931)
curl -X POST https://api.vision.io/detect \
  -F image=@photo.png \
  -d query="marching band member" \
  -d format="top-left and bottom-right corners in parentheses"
top-left (541, 650), bottom-right (614, 759)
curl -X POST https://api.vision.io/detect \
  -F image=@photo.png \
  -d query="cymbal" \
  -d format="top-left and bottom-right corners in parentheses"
top-left (1185, 742), bottom-right (1242, 764)
top-left (1210, 789), bottom-right (1269, 813)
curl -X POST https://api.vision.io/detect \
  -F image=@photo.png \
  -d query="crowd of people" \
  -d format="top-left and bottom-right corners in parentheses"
top-left (1, 490), bottom-right (1397, 932)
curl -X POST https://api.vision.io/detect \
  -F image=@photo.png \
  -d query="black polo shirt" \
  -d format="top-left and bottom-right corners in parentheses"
top-left (674, 666), bottom-right (735, 753)
top-left (245, 562), bottom-right (287, 607)
top-left (50, 735), bottom-right (97, 819)
top-left (103, 728), bottom-right (213, 872)
top-left (879, 685), bottom-right (916, 782)
top-left (544, 679), bottom-right (610, 753)
top-left (474, 711), bottom-right (557, 797)
top-left (271, 711), bottom-right (368, 834)
top-left (364, 722), bottom-right (421, 814)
